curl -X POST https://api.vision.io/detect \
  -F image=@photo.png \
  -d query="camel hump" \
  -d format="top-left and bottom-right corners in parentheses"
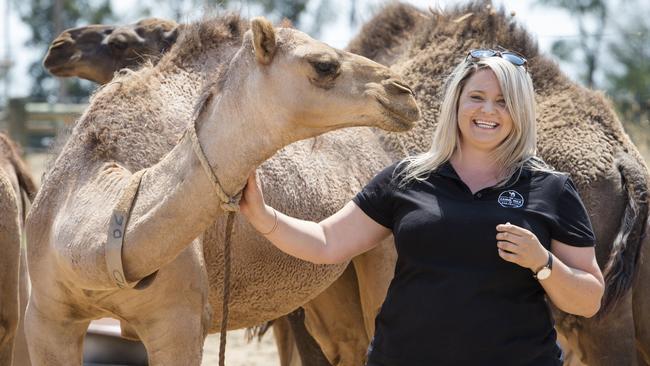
top-left (600, 153), bottom-right (649, 314)
top-left (346, 2), bottom-right (425, 63)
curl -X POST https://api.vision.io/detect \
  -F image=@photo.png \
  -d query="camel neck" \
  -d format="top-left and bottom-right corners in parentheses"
top-left (119, 130), bottom-right (239, 281)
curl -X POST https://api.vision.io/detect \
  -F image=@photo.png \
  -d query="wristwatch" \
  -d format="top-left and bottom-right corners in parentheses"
top-left (534, 252), bottom-right (553, 280)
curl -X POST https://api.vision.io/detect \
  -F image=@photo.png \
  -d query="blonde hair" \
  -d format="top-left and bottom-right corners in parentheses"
top-left (399, 54), bottom-right (549, 186)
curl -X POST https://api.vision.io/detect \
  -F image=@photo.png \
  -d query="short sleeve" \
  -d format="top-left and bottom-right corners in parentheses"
top-left (549, 176), bottom-right (596, 247)
top-left (352, 163), bottom-right (399, 229)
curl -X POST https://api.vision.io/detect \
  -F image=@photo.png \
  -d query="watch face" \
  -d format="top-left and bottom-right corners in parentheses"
top-left (537, 267), bottom-right (551, 280)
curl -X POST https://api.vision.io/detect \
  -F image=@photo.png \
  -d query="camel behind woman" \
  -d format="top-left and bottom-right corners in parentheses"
top-left (347, 2), bottom-right (649, 365)
top-left (26, 14), bottom-right (419, 365)
top-left (0, 133), bottom-right (36, 366)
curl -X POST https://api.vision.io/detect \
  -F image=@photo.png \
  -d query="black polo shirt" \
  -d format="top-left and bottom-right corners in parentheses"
top-left (352, 160), bottom-right (595, 366)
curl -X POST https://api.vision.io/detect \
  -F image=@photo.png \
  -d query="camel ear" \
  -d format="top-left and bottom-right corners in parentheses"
top-left (163, 26), bottom-right (179, 45)
top-left (251, 17), bottom-right (276, 65)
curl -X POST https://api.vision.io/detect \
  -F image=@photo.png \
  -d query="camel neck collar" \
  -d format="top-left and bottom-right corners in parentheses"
top-left (183, 120), bottom-right (242, 212)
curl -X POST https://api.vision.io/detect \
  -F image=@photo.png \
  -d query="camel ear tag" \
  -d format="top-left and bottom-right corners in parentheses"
top-left (251, 17), bottom-right (276, 65)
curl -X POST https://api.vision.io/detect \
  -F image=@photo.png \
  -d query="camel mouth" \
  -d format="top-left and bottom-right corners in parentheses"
top-left (377, 98), bottom-right (421, 131)
top-left (44, 50), bottom-right (74, 69)
top-left (44, 63), bottom-right (75, 76)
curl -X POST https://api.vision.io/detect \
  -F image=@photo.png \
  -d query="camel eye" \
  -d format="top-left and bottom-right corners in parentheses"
top-left (109, 39), bottom-right (128, 51)
top-left (311, 61), bottom-right (339, 77)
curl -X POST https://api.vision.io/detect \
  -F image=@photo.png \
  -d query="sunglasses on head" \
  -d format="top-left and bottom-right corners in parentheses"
top-left (466, 48), bottom-right (528, 69)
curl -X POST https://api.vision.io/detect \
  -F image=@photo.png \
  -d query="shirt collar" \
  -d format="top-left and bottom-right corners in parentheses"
top-left (434, 161), bottom-right (531, 187)
top-left (435, 161), bottom-right (460, 180)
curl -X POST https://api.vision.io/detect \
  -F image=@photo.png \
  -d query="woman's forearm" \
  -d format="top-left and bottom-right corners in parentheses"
top-left (541, 254), bottom-right (605, 318)
top-left (247, 205), bottom-right (340, 264)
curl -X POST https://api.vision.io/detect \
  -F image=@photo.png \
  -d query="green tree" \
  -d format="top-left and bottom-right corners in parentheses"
top-left (535, 0), bottom-right (608, 88)
top-left (533, 0), bottom-right (650, 157)
top-left (607, 28), bottom-right (649, 119)
top-left (14, 0), bottom-right (115, 102)
top-left (604, 1), bottom-right (649, 128)
top-left (135, 0), bottom-right (334, 36)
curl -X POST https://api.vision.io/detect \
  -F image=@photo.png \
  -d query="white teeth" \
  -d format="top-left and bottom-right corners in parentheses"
top-left (474, 120), bottom-right (498, 129)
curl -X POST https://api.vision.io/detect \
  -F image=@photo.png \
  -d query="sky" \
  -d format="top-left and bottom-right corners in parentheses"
top-left (0, 0), bottom-right (577, 99)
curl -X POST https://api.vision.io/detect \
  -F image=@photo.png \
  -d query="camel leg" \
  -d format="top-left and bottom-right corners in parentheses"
top-left (120, 320), bottom-right (140, 341)
top-left (13, 249), bottom-right (32, 366)
top-left (24, 295), bottom-right (89, 366)
top-left (283, 309), bottom-right (329, 366)
top-left (134, 307), bottom-right (207, 365)
top-left (303, 264), bottom-right (368, 365)
top-left (126, 243), bottom-right (209, 365)
top-left (351, 236), bottom-right (396, 339)
top-left (0, 184), bottom-right (22, 365)
top-left (272, 316), bottom-right (302, 366)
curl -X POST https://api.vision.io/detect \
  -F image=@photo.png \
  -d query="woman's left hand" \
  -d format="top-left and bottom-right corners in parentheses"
top-left (496, 223), bottom-right (549, 271)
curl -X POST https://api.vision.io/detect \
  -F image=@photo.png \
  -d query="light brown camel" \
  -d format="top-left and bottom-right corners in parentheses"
top-left (43, 4), bottom-right (650, 365)
top-left (26, 14), bottom-right (419, 365)
top-left (45, 17), bottom-right (334, 366)
top-left (44, 17), bottom-right (179, 84)
top-left (0, 133), bottom-right (37, 366)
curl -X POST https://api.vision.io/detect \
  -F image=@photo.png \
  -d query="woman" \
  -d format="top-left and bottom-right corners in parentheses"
top-left (240, 49), bottom-right (605, 366)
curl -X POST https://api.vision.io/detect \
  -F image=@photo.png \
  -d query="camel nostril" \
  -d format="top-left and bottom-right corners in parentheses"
top-left (385, 79), bottom-right (414, 95)
top-left (51, 38), bottom-right (73, 50)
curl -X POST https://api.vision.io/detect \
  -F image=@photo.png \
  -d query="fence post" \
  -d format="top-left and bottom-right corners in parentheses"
top-left (8, 98), bottom-right (27, 148)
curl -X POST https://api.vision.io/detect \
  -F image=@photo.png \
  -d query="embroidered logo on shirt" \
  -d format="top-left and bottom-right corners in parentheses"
top-left (498, 190), bottom-right (524, 208)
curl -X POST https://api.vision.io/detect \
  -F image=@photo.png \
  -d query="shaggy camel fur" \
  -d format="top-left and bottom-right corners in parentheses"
top-left (44, 18), bottom-right (179, 84)
top-left (0, 133), bottom-right (36, 366)
top-left (26, 14), bottom-right (419, 365)
top-left (44, 4), bottom-right (650, 365)
top-left (346, 2), bottom-right (650, 365)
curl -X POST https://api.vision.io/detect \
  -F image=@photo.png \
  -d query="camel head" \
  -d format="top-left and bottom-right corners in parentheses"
top-left (199, 17), bottom-right (420, 153)
top-left (44, 18), bottom-right (179, 84)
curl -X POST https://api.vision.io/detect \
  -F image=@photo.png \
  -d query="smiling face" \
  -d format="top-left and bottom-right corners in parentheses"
top-left (456, 69), bottom-right (513, 153)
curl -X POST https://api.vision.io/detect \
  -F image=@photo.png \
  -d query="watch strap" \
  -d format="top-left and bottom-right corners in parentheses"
top-left (533, 251), bottom-right (553, 279)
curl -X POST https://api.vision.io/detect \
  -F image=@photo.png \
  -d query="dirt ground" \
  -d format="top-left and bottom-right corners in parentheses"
top-left (202, 331), bottom-right (280, 366)
top-left (24, 153), bottom-right (282, 365)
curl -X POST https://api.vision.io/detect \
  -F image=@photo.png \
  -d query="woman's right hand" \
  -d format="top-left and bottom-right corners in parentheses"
top-left (239, 171), bottom-right (267, 220)
top-left (238, 170), bottom-right (391, 264)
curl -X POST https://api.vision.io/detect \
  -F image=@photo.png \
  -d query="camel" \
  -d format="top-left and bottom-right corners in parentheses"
top-left (26, 14), bottom-right (419, 365)
top-left (45, 17), bottom-right (335, 366)
top-left (44, 4), bottom-right (650, 365)
top-left (0, 133), bottom-right (37, 366)
top-left (44, 17), bottom-right (179, 84)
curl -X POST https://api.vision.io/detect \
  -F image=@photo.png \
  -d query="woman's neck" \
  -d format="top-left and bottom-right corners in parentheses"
top-left (450, 148), bottom-right (503, 193)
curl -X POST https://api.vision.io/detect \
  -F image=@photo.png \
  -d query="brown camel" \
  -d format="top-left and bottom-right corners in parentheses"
top-left (0, 133), bottom-right (37, 366)
top-left (346, 2), bottom-right (650, 365)
top-left (26, 14), bottom-right (419, 365)
top-left (44, 17), bottom-right (179, 84)
top-left (43, 4), bottom-right (650, 365)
